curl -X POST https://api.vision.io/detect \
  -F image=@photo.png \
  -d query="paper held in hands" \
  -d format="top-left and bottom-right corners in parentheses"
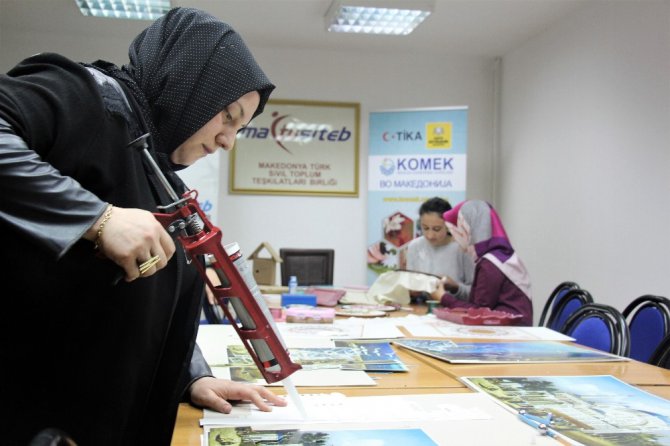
top-left (363, 270), bottom-right (441, 305)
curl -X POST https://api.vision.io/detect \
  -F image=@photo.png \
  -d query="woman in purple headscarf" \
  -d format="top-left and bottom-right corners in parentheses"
top-left (431, 200), bottom-right (533, 325)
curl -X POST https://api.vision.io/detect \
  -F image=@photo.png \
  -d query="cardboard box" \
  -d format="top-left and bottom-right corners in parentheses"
top-left (247, 242), bottom-right (282, 285)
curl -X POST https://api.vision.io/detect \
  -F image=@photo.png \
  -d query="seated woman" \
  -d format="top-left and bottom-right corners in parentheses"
top-left (401, 197), bottom-right (474, 301)
top-left (431, 200), bottom-right (533, 325)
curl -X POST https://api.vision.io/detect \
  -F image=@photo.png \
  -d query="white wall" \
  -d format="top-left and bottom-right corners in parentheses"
top-left (499, 0), bottom-right (670, 320)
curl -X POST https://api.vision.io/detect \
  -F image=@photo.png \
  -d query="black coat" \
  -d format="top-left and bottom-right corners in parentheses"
top-left (0, 8), bottom-right (274, 446)
top-left (0, 52), bottom-right (204, 446)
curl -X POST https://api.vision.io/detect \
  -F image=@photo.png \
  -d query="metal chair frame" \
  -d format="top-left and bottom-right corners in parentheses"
top-left (650, 332), bottom-right (670, 369)
top-left (622, 294), bottom-right (670, 363)
top-left (539, 281), bottom-right (581, 326)
top-left (546, 288), bottom-right (594, 332)
top-left (562, 303), bottom-right (630, 357)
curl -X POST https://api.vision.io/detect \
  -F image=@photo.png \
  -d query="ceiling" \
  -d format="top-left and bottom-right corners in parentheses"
top-left (1, 0), bottom-right (589, 58)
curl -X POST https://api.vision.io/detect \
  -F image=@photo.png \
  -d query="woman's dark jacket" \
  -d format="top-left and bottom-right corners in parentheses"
top-left (0, 7), bottom-right (274, 446)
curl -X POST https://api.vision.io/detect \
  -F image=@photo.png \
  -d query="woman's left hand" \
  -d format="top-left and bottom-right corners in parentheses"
top-left (189, 376), bottom-right (287, 413)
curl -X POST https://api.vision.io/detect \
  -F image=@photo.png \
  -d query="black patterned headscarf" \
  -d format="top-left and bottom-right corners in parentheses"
top-left (122, 7), bottom-right (274, 154)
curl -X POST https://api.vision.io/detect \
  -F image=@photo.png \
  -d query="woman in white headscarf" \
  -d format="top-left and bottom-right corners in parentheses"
top-left (431, 200), bottom-right (533, 325)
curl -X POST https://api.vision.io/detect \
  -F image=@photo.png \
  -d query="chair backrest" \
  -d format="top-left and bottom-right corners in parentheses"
top-left (649, 332), bottom-right (670, 369)
top-left (622, 294), bottom-right (670, 363)
top-left (546, 288), bottom-right (594, 332)
top-left (562, 303), bottom-right (630, 356)
top-left (279, 248), bottom-right (334, 286)
top-left (539, 281), bottom-right (581, 326)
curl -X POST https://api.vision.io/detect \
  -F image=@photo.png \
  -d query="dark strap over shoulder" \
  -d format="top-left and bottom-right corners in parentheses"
top-left (85, 66), bottom-right (144, 139)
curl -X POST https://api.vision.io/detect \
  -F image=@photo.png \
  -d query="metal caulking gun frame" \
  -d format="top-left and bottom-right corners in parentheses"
top-left (129, 134), bottom-right (302, 384)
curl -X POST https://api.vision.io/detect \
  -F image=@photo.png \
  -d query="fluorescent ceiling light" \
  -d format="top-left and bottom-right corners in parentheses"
top-left (75, 0), bottom-right (170, 20)
top-left (326, 0), bottom-right (433, 35)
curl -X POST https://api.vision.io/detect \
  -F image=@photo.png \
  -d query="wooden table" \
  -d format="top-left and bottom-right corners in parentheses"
top-left (172, 305), bottom-right (670, 445)
top-left (401, 346), bottom-right (670, 385)
top-left (171, 342), bottom-right (467, 445)
top-left (641, 385), bottom-right (670, 399)
top-left (265, 346), bottom-right (466, 402)
top-left (172, 404), bottom-right (203, 446)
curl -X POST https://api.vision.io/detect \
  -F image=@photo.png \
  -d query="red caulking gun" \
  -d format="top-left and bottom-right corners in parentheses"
top-left (129, 134), bottom-right (305, 415)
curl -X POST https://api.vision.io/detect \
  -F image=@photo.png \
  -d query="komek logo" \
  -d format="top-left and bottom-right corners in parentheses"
top-left (238, 111), bottom-right (352, 154)
top-left (379, 158), bottom-right (395, 176)
top-left (379, 156), bottom-right (454, 176)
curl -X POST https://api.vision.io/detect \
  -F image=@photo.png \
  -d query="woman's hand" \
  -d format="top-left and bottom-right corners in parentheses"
top-left (431, 275), bottom-right (458, 301)
top-left (442, 276), bottom-right (459, 294)
top-left (85, 206), bottom-right (175, 281)
top-left (430, 278), bottom-right (447, 300)
top-left (189, 377), bottom-right (287, 414)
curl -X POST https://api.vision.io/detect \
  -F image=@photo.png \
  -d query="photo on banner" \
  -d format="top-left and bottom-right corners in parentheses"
top-left (366, 107), bottom-right (468, 285)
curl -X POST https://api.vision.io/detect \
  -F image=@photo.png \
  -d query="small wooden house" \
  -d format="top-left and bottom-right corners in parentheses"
top-left (247, 242), bottom-right (282, 285)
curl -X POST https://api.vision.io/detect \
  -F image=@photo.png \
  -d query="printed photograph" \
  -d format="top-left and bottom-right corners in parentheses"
top-left (394, 339), bottom-right (626, 364)
top-left (205, 425), bottom-right (438, 446)
top-left (335, 340), bottom-right (408, 371)
top-left (463, 375), bottom-right (670, 446)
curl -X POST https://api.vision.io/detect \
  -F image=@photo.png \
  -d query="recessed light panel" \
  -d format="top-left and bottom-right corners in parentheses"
top-left (326, 2), bottom-right (432, 35)
top-left (75, 0), bottom-right (170, 20)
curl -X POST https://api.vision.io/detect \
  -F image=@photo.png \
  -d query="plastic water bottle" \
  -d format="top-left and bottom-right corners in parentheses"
top-left (288, 275), bottom-right (298, 294)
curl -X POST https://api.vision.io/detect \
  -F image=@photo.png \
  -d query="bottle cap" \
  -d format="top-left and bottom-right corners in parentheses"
top-left (224, 242), bottom-right (240, 256)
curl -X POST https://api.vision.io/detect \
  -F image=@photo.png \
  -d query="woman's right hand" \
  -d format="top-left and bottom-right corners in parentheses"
top-left (431, 278), bottom-right (447, 300)
top-left (85, 206), bottom-right (176, 281)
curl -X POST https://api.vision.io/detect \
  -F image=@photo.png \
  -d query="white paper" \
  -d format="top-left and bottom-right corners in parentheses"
top-left (199, 325), bottom-right (383, 387)
top-left (198, 393), bottom-right (563, 445)
top-left (200, 393), bottom-right (492, 426)
top-left (210, 367), bottom-right (376, 387)
top-left (197, 325), bottom-right (342, 367)
top-left (398, 315), bottom-right (574, 341)
top-left (277, 319), bottom-right (404, 340)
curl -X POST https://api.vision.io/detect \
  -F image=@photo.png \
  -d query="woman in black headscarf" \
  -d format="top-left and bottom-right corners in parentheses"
top-left (0, 8), bottom-right (284, 446)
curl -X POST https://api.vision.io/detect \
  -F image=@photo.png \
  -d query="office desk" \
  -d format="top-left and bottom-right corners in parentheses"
top-left (271, 346), bottom-right (464, 400)
top-left (171, 385), bottom-right (540, 446)
top-left (642, 385), bottom-right (670, 399)
top-left (173, 307), bottom-right (670, 445)
top-left (173, 404), bottom-right (203, 446)
top-left (170, 350), bottom-right (465, 446)
top-left (171, 336), bottom-right (465, 445)
top-left (173, 353), bottom-right (670, 445)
